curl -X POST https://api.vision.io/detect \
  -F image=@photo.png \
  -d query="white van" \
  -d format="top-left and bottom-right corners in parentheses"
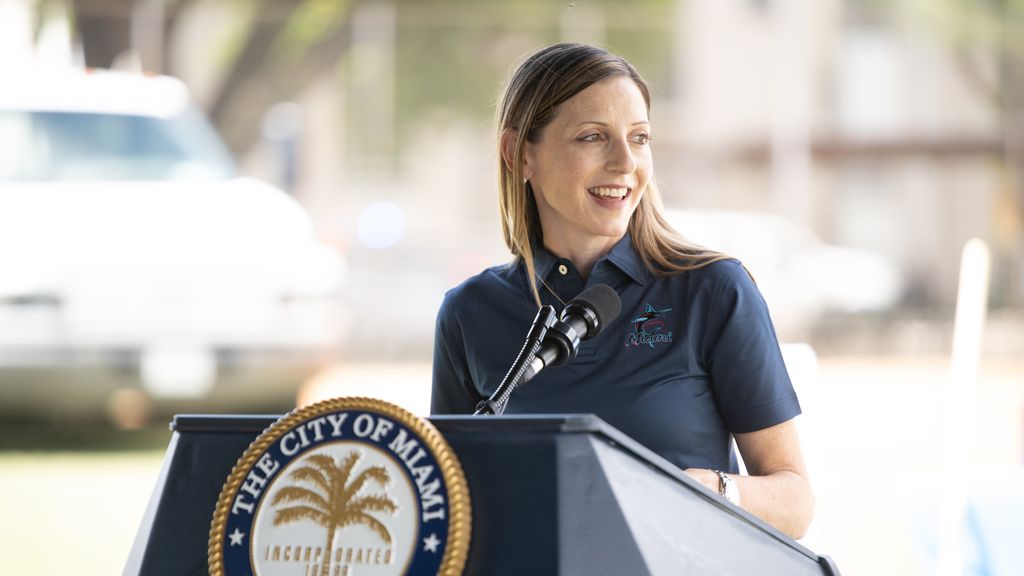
top-left (0, 70), bottom-right (348, 423)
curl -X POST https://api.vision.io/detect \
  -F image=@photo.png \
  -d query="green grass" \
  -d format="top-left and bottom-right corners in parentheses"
top-left (0, 445), bottom-right (167, 574)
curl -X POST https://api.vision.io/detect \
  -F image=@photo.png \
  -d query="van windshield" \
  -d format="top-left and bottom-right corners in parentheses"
top-left (0, 108), bottom-right (237, 181)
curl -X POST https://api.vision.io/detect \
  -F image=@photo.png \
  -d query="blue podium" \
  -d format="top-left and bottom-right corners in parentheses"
top-left (124, 413), bottom-right (840, 575)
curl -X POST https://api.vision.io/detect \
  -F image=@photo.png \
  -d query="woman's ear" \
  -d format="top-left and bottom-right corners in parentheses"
top-left (501, 129), bottom-right (532, 181)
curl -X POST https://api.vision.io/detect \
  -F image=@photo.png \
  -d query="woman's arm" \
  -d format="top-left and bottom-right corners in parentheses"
top-left (685, 418), bottom-right (815, 540)
top-left (430, 296), bottom-right (482, 415)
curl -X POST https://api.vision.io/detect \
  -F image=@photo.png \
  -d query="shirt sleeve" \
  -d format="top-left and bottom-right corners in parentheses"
top-left (430, 291), bottom-right (483, 415)
top-left (702, 261), bottom-right (802, 433)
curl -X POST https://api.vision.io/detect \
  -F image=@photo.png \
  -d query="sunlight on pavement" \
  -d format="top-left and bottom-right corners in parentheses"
top-left (0, 355), bottom-right (1019, 575)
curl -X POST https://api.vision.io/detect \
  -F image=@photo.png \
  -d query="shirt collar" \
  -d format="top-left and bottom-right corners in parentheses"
top-left (532, 242), bottom-right (559, 280)
top-left (531, 234), bottom-right (651, 286)
top-left (603, 234), bottom-right (651, 285)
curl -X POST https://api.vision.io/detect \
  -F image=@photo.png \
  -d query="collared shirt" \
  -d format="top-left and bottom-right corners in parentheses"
top-left (430, 235), bottom-right (801, 472)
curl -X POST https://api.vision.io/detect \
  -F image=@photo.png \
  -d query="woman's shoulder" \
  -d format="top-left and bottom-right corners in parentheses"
top-left (443, 261), bottom-right (522, 308)
top-left (655, 257), bottom-right (762, 311)
top-left (669, 256), bottom-right (751, 288)
top-left (671, 257), bottom-right (772, 321)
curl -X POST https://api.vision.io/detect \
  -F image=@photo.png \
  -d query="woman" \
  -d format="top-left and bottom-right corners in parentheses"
top-left (431, 43), bottom-right (814, 539)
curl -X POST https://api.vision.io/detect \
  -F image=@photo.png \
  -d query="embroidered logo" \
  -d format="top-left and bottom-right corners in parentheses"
top-left (209, 397), bottom-right (471, 576)
top-left (626, 303), bottom-right (674, 348)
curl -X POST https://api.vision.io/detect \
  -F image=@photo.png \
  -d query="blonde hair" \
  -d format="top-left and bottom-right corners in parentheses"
top-left (497, 43), bottom-right (729, 305)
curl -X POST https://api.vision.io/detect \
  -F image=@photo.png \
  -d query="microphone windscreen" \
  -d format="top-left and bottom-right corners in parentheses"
top-left (568, 284), bottom-right (621, 337)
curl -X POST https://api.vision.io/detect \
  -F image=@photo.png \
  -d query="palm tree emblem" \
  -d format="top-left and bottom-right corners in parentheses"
top-left (271, 449), bottom-right (399, 573)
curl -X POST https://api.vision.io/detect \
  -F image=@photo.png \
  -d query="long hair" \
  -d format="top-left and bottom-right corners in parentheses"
top-left (496, 43), bottom-right (729, 305)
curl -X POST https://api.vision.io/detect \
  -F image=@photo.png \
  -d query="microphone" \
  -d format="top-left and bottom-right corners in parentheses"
top-left (523, 283), bottom-right (621, 382)
top-left (473, 283), bottom-right (621, 416)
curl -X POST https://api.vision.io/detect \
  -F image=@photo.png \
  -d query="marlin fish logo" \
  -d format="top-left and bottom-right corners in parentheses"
top-left (632, 304), bottom-right (672, 334)
top-left (627, 304), bottom-right (674, 348)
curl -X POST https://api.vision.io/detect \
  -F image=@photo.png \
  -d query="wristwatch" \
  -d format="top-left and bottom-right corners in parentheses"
top-left (713, 470), bottom-right (740, 506)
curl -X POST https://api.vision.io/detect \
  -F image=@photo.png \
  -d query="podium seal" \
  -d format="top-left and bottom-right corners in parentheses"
top-left (209, 398), bottom-right (471, 576)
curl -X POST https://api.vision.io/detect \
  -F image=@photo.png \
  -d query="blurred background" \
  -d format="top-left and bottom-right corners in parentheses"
top-left (0, 0), bottom-right (1021, 574)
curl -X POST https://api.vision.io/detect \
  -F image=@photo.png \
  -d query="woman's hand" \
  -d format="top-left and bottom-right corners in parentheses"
top-left (683, 467), bottom-right (721, 493)
top-left (683, 419), bottom-right (815, 540)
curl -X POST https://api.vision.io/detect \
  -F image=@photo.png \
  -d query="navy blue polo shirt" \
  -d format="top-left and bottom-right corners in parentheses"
top-left (430, 235), bottom-right (801, 473)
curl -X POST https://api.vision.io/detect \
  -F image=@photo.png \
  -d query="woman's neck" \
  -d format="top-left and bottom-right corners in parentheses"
top-left (543, 235), bottom-right (621, 280)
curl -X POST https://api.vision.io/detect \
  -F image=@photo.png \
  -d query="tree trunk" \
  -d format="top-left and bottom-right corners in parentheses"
top-left (323, 525), bottom-right (336, 576)
top-left (158, 0), bottom-right (198, 75)
top-left (72, 0), bottom-right (135, 68)
top-left (1001, 45), bottom-right (1024, 307)
top-left (207, 0), bottom-right (356, 156)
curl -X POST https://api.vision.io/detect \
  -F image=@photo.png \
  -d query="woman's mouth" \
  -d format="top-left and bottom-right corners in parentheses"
top-left (588, 186), bottom-right (630, 199)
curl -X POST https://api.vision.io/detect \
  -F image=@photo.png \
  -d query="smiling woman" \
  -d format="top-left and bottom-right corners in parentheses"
top-left (430, 43), bottom-right (815, 540)
top-left (515, 75), bottom-right (652, 278)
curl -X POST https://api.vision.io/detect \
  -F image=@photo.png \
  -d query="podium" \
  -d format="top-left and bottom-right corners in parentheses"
top-left (125, 413), bottom-right (840, 575)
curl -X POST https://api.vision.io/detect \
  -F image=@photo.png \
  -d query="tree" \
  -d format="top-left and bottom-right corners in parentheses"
top-left (66, 0), bottom-right (357, 155)
top-left (890, 0), bottom-right (1024, 305)
top-left (204, 0), bottom-right (356, 154)
top-left (272, 450), bottom-right (398, 575)
top-left (69, 0), bottom-right (196, 70)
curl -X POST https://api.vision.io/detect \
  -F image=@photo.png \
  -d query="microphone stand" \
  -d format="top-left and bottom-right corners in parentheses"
top-left (474, 305), bottom-right (557, 416)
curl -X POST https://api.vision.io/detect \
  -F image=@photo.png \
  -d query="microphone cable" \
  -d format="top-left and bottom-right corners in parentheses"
top-left (474, 305), bottom-right (557, 416)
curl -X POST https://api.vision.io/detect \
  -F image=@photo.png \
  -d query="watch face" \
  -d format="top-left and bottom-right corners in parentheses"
top-left (715, 470), bottom-right (739, 505)
top-left (723, 476), bottom-right (740, 505)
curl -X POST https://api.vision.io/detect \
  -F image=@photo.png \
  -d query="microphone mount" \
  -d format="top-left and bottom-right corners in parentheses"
top-left (474, 305), bottom-right (557, 416)
top-left (474, 283), bottom-right (621, 416)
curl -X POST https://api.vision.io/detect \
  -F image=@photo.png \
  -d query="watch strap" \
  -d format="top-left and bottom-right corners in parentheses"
top-left (712, 469), bottom-right (740, 505)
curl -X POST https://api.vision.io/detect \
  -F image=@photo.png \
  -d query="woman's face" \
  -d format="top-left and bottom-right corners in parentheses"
top-left (523, 75), bottom-right (652, 255)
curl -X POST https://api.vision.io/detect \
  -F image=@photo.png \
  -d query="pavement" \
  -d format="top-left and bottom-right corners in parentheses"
top-left (0, 354), bottom-right (1020, 575)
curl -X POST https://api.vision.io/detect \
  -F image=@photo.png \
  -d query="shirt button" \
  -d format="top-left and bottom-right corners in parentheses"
top-left (558, 264), bottom-right (568, 275)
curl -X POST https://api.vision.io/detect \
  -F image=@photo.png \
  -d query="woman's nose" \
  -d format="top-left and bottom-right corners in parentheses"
top-left (606, 137), bottom-right (637, 174)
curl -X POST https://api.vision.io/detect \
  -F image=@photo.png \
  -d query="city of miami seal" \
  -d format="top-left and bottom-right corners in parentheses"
top-left (209, 397), bottom-right (470, 576)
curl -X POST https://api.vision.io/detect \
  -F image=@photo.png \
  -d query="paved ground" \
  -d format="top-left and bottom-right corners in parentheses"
top-left (805, 356), bottom-right (1024, 575)
top-left (0, 355), bottom-right (1020, 575)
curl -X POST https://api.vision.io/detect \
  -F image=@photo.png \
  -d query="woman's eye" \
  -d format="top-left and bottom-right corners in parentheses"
top-left (579, 133), bottom-right (601, 142)
top-left (633, 133), bottom-right (651, 145)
